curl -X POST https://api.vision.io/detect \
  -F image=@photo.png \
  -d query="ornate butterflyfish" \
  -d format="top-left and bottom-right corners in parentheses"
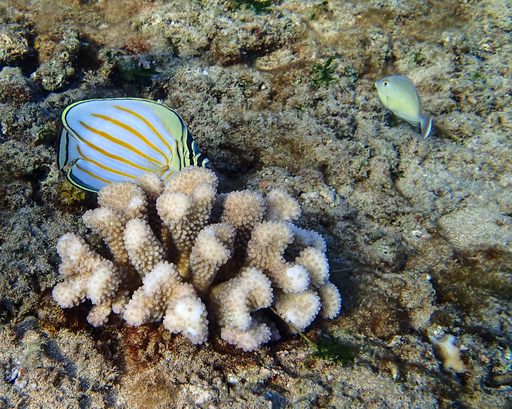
top-left (58, 98), bottom-right (209, 192)
top-left (375, 75), bottom-right (433, 138)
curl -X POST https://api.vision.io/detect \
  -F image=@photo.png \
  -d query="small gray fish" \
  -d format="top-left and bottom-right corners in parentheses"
top-left (375, 75), bottom-right (433, 138)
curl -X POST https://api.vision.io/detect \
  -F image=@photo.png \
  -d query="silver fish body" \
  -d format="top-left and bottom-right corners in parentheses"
top-left (375, 75), bottom-right (433, 138)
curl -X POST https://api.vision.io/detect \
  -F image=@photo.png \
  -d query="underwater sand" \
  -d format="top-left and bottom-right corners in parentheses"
top-left (0, 0), bottom-right (511, 407)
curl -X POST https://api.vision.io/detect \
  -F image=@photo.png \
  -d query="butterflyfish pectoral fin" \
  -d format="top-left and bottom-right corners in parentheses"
top-left (420, 115), bottom-right (434, 138)
top-left (57, 98), bottom-right (209, 193)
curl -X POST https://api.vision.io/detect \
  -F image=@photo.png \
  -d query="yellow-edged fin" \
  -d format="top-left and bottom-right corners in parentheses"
top-left (57, 98), bottom-right (209, 193)
top-left (66, 167), bottom-right (107, 193)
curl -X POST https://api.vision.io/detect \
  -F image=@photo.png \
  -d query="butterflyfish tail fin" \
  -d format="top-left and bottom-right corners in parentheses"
top-left (420, 115), bottom-right (433, 138)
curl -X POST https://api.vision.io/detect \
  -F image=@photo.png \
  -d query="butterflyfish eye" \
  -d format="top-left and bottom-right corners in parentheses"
top-left (57, 98), bottom-right (209, 193)
top-left (383, 80), bottom-right (389, 87)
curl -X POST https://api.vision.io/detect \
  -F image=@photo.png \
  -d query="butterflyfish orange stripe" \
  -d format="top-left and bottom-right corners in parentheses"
top-left (90, 113), bottom-right (168, 159)
top-left (163, 170), bottom-right (175, 182)
top-left (113, 105), bottom-right (174, 154)
top-left (74, 126), bottom-right (156, 172)
top-left (79, 121), bottom-right (164, 166)
top-left (58, 98), bottom-right (209, 193)
top-left (77, 146), bottom-right (138, 179)
top-left (75, 163), bottom-right (111, 184)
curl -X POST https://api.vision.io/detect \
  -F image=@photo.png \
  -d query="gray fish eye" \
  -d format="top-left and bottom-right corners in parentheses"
top-left (383, 80), bottom-right (389, 86)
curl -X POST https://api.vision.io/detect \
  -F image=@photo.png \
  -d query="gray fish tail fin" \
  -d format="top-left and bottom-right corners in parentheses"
top-left (420, 115), bottom-right (433, 138)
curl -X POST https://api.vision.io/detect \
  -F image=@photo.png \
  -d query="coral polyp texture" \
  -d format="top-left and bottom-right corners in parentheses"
top-left (53, 166), bottom-right (341, 351)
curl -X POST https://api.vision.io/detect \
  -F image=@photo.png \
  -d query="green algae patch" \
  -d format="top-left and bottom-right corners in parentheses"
top-left (229, 0), bottom-right (275, 14)
top-left (310, 335), bottom-right (355, 363)
top-left (311, 56), bottom-right (336, 88)
top-left (115, 57), bottom-right (159, 84)
top-left (58, 180), bottom-right (87, 206)
top-left (433, 249), bottom-right (512, 315)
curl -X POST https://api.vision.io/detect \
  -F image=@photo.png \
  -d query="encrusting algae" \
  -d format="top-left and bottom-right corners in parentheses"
top-left (52, 166), bottom-right (341, 351)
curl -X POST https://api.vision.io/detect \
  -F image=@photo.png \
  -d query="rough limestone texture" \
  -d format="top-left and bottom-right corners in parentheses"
top-left (1, 0), bottom-right (511, 406)
top-left (52, 166), bottom-right (341, 351)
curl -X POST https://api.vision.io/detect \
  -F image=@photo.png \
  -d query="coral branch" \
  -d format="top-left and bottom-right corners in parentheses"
top-left (53, 166), bottom-right (341, 349)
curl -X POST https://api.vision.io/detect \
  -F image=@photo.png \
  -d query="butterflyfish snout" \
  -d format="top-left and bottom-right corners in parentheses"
top-left (58, 98), bottom-right (209, 192)
top-left (375, 75), bottom-right (433, 138)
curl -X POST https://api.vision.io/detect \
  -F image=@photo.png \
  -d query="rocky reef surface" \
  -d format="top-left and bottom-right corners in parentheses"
top-left (0, 0), bottom-right (511, 407)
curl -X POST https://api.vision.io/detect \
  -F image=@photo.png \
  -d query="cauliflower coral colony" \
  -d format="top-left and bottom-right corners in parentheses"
top-left (52, 166), bottom-right (341, 351)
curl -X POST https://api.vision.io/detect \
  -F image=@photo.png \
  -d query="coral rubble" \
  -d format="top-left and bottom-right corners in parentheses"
top-left (53, 166), bottom-right (341, 350)
top-left (429, 334), bottom-right (466, 373)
